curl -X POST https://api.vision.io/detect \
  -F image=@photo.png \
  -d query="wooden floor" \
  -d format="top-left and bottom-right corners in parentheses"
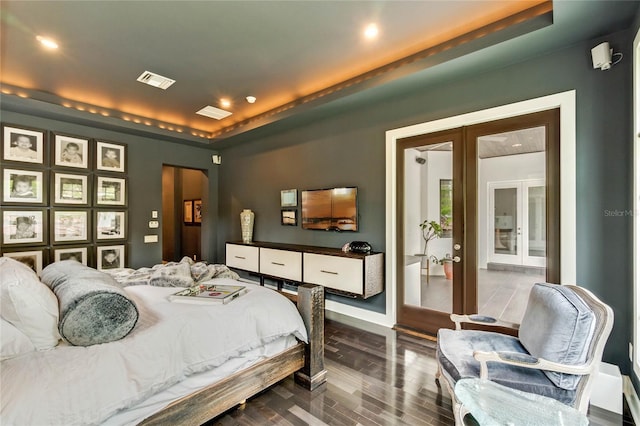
top-left (209, 316), bottom-right (634, 426)
top-left (420, 268), bottom-right (541, 324)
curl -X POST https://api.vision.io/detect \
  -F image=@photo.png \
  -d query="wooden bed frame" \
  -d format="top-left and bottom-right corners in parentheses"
top-left (140, 284), bottom-right (326, 425)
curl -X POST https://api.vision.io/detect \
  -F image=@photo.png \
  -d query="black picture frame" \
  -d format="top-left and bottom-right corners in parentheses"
top-left (1, 123), bottom-right (47, 166)
top-left (52, 172), bottom-right (90, 207)
top-left (1, 166), bottom-right (47, 206)
top-left (1, 208), bottom-right (47, 247)
top-left (51, 245), bottom-right (91, 266)
top-left (281, 209), bottom-right (297, 226)
top-left (96, 140), bottom-right (127, 173)
top-left (95, 210), bottom-right (127, 241)
top-left (51, 209), bottom-right (91, 245)
top-left (52, 132), bottom-right (90, 170)
top-left (2, 248), bottom-right (47, 274)
top-left (96, 244), bottom-right (126, 270)
top-left (95, 175), bottom-right (127, 206)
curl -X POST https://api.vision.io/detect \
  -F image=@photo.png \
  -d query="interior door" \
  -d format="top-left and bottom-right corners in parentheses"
top-left (396, 129), bottom-right (464, 334)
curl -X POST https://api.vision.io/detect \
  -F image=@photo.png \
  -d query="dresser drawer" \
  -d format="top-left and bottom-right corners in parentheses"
top-left (226, 244), bottom-right (259, 273)
top-left (303, 253), bottom-right (363, 294)
top-left (259, 248), bottom-right (302, 282)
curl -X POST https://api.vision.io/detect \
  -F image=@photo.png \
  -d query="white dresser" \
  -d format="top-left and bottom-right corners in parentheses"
top-left (225, 242), bottom-right (384, 299)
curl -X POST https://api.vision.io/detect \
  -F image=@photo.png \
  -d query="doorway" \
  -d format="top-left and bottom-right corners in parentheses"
top-left (162, 165), bottom-right (207, 262)
top-left (396, 109), bottom-right (559, 335)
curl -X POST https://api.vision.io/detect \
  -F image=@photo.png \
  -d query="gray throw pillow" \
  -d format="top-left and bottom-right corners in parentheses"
top-left (40, 261), bottom-right (139, 347)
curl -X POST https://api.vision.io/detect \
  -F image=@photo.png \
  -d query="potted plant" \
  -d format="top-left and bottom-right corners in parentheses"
top-left (438, 253), bottom-right (454, 280)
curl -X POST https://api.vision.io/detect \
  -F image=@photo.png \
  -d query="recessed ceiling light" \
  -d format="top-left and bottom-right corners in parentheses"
top-left (246, 96), bottom-right (256, 104)
top-left (512, 143), bottom-right (523, 147)
top-left (36, 35), bottom-right (58, 49)
top-left (220, 99), bottom-right (231, 108)
top-left (364, 23), bottom-right (379, 39)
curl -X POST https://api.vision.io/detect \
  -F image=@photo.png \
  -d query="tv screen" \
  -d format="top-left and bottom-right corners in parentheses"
top-left (301, 187), bottom-right (358, 231)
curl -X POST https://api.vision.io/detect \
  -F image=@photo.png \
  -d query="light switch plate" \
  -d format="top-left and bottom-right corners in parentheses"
top-left (149, 220), bottom-right (159, 228)
top-left (151, 210), bottom-right (158, 219)
top-left (144, 235), bottom-right (158, 243)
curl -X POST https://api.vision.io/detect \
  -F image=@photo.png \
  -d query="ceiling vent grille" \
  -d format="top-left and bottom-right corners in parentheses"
top-left (136, 71), bottom-right (175, 90)
top-left (196, 105), bottom-right (232, 120)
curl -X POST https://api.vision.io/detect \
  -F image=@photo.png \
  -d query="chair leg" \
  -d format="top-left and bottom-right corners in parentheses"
top-left (435, 365), bottom-right (441, 385)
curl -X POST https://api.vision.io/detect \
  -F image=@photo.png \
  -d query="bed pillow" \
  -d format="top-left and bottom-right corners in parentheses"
top-left (0, 257), bottom-right (61, 350)
top-left (1, 318), bottom-right (36, 360)
top-left (40, 260), bottom-right (139, 347)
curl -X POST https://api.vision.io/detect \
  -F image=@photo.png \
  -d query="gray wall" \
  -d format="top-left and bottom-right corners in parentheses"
top-left (218, 29), bottom-right (634, 372)
top-left (0, 110), bottom-right (219, 268)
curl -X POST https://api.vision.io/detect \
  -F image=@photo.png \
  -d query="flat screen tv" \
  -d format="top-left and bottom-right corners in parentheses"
top-left (301, 187), bottom-right (358, 231)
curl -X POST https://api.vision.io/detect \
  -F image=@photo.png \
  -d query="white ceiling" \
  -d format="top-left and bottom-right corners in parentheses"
top-left (1, 1), bottom-right (638, 145)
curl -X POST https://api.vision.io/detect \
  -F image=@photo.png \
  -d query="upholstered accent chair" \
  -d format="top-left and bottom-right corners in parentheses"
top-left (436, 283), bottom-right (614, 424)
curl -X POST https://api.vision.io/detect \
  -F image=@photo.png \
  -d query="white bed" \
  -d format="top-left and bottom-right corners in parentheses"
top-left (1, 279), bottom-right (309, 426)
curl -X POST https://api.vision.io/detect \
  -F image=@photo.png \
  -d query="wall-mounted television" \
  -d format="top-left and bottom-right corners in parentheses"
top-left (301, 187), bottom-right (358, 231)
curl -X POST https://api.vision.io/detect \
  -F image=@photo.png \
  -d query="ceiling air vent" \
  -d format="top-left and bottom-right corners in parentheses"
top-left (136, 71), bottom-right (175, 90)
top-left (196, 105), bottom-right (232, 120)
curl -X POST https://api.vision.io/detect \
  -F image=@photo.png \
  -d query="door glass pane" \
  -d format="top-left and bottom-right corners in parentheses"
top-left (494, 188), bottom-right (518, 255)
top-left (477, 127), bottom-right (545, 323)
top-left (528, 186), bottom-right (545, 257)
top-left (403, 142), bottom-right (453, 313)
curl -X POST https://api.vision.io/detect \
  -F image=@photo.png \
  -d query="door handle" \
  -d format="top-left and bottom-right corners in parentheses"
top-left (453, 256), bottom-right (461, 263)
top-left (454, 244), bottom-right (461, 251)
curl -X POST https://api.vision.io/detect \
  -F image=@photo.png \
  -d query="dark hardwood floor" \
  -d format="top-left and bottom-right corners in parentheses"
top-left (209, 316), bottom-right (634, 425)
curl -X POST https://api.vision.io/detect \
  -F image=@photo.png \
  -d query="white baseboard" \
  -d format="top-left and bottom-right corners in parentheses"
top-left (624, 375), bottom-right (640, 424)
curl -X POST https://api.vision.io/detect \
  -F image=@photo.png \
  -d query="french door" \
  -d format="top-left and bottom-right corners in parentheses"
top-left (396, 109), bottom-right (560, 335)
top-left (488, 179), bottom-right (546, 268)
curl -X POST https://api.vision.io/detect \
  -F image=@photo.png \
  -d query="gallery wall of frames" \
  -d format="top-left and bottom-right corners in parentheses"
top-left (0, 123), bottom-right (129, 274)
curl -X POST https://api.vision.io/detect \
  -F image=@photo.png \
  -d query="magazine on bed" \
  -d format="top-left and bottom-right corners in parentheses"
top-left (168, 282), bottom-right (247, 304)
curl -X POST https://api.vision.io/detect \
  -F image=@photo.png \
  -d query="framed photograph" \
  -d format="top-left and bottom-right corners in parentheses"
top-left (183, 200), bottom-right (193, 224)
top-left (95, 211), bottom-right (126, 240)
top-left (1, 124), bottom-right (46, 165)
top-left (53, 172), bottom-right (89, 206)
top-left (2, 209), bottom-right (46, 246)
top-left (281, 209), bottom-right (298, 226)
top-left (96, 244), bottom-right (125, 270)
top-left (96, 140), bottom-right (126, 173)
top-left (96, 176), bottom-right (126, 206)
top-left (281, 189), bottom-right (297, 207)
top-left (193, 199), bottom-right (202, 224)
top-left (53, 133), bottom-right (89, 169)
top-left (51, 210), bottom-right (89, 244)
top-left (2, 249), bottom-right (45, 275)
top-left (2, 167), bottom-right (46, 205)
top-left (53, 246), bottom-right (89, 265)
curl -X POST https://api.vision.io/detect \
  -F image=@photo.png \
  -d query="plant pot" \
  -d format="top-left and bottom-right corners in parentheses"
top-left (442, 260), bottom-right (453, 280)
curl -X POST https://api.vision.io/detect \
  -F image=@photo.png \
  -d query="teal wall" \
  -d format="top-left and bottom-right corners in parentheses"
top-left (0, 110), bottom-right (219, 268)
top-left (218, 29), bottom-right (634, 372)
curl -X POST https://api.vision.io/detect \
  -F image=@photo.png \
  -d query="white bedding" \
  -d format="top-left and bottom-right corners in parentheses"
top-left (0, 279), bottom-right (307, 426)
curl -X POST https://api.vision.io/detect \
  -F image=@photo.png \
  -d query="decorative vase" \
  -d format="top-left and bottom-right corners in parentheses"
top-left (240, 209), bottom-right (255, 243)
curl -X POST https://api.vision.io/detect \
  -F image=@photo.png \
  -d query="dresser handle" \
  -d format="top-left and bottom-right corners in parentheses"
top-left (320, 270), bottom-right (338, 275)
top-left (271, 262), bottom-right (285, 266)
top-left (234, 256), bottom-right (246, 260)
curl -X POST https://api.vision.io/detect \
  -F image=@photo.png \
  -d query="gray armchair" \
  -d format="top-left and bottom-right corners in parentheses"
top-left (436, 283), bottom-right (614, 424)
